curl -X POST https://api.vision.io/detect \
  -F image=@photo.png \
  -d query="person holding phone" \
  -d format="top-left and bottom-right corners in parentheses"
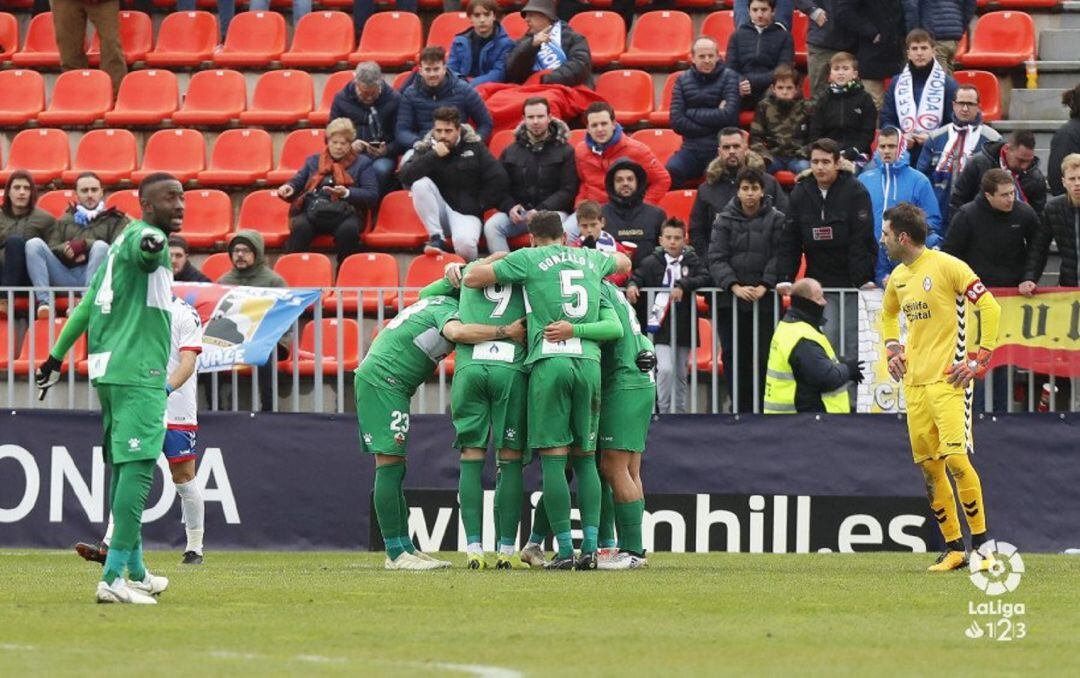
top-left (329, 61), bottom-right (403, 198)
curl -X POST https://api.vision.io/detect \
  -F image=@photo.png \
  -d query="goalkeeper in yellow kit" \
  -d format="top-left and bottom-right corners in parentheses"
top-left (879, 203), bottom-right (1001, 572)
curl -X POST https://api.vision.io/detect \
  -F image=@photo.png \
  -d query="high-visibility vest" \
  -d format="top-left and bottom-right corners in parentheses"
top-left (763, 319), bottom-right (851, 414)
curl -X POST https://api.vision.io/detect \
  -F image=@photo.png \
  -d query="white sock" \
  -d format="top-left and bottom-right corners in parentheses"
top-left (174, 479), bottom-right (204, 554)
top-left (466, 542), bottom-right (484, 556)
top-left (103, 512), bottom-right (115, 546)
top-left (498, 544), bottom-right (515, 556)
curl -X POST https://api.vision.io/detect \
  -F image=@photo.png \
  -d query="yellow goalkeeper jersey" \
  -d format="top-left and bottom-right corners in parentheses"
top-left (882, 249), bottom-right (1001, 386)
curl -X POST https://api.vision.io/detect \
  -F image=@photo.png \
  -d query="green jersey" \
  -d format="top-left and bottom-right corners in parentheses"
top-left (355, 295), bottom-right (459, 393)
top-left (492, 245), bottom-right (616, 365)
top-left (599, 280), bottom-right (655, 391)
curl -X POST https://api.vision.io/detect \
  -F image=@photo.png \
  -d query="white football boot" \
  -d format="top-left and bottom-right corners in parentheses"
top-left (128, 571), bottom-right (169, 596)
top-left (385, 552), bottom-right (448, 571)
top-left (96, 578), bottom-right (157, 604)
top-left (596, 551), bottom-right (648, 570)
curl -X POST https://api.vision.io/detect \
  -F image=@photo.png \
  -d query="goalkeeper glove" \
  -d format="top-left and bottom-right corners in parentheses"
top-left (885, 342), bottom-right (906, 382)
top-left (635, 349), bottom-right (657, 373)
top-left (842, 357), bottom-right (865, 384)
top-left (945, 348), bottom-right (992, 389)
top-left (35, 355), bottom-right (62, 401)
top-left (140, 230), bottom-right (165, 253)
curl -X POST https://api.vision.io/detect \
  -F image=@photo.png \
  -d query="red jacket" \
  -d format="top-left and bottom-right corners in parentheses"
top-left (574, 132), bottom-right (671, 206)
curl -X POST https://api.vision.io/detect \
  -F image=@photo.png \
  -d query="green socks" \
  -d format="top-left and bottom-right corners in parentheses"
top-left (615, 499), bottom-right (645, 555)
top-left (397, 480), bottom-right (416, 554)
top-left (374, 463), bottom-right (407, 559)
top-left (572, 455), bottom-right (601, 554)
top-left (541, 455), bottom-right (573, 557)
top-left (495, 459), bottom-right (523, 549)
top-left (529, 493), bottom-right (551, 544)
top-left (102, 459), bottom-right (155, 584)
top-left (459, 459), bottom-right (485, 546)
top-left (598, 481), bottom-right (616, 549)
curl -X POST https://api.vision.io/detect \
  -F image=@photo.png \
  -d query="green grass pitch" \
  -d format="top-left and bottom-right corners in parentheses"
top-left (2, 550), bottom-right (1078, 676)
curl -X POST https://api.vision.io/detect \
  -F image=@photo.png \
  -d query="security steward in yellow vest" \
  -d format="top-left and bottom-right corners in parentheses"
top-left (764, 278), bottom-right (863, 413)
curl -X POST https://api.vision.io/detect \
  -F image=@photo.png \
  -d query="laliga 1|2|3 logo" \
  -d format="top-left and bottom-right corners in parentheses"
top-left (964, 540), bottom-right (1027, 642)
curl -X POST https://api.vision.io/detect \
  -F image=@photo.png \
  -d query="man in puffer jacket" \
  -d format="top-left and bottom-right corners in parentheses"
top-left (395, 46), bottom-right (493, 150)
top-left (600, 158), bottom-right (667, 267)
top-left (1021, 153), bottom-right (1080, 293)
top-left (447, 0), bottom-right (516, 86)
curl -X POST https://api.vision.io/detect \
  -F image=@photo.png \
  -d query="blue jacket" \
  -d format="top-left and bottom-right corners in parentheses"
top-left (725, 22), bottom-right (795, 100)
top-left (670, 66), bottom-right (741, 150)
top-left (328, 81), bottom-right (404, 159)
top-left (285, 153), bottom-right (380, 211)
top-left (858, 149), bottom-right (942, 285)
top-left (915, 119), bottom-right (1000, 230)
top-left (447, 24), bottom-right (515, 86)
top-left (395, 70), bottom-right (494, 149)
top-left (903, 0), bottom-right (975, 42)
top-left (879, 64), bottom-right (958, 131)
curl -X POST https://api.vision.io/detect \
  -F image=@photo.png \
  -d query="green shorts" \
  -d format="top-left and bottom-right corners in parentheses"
top-left (451, 364), bottom-right (528, 456)
top-left (527, 357), bottom-right (601, 452)
top-left (355, 376), bottom-right (412, 456)
top-left (97, 383), bottom-right (167, 465)
top-left (599, 385), bottom-right (656, 453)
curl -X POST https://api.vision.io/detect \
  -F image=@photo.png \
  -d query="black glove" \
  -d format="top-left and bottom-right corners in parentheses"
top-left (139, 230), bottom-right (165, 253)
top-left (35, 355), bottom-right (62, 401)
top-left (843, 357), bottom-right (865, 384)
top-left (580, 235), bottom-right (597, 249)
top-left (635, 349), bottom-right (657, 373)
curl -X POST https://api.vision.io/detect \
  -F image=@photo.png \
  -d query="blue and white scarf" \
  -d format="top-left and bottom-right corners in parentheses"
top-left (534, 21), bottom-right (567, 72)
top-left (74, 201), bottom-right (105, 227)
top-left (895, 60), bottom-right (947, 135)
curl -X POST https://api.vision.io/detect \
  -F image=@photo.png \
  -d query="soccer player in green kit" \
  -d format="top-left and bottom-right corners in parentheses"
top-left (464, 212), bottom-right (631, 570)
top-left (36, 173), bottom-right (183, 604)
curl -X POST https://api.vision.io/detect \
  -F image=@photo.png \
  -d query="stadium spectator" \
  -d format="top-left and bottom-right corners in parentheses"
top-left (858, 127), bottom-right (942, 286)
top-left (688, 128), bottom-right (787, 256)
top-left (600, 159), bottom-right (667, 266)
top-left (750, 65), bottom-right (811, 175)
top-left (276, 118), bottom-right (377, 267)
top-left (329, 62), bottom-right (403, 198)
top-left (736, 0), bottom-right (794, 29)
top-left (399, 107), bottom-right (508, 261)
top-left (571, 200), bottom-right (632, 286)
top-left (249, 0), bottom-right (309, 27)
top-left (915, 83), bottom-right (1000, 230)
top-left (707, 167), bottom-right (786, 413)
top-left (447, 0), bottom-right (515, 86)
top-left (950, 131), bottom-right (1048, 216)
top-left (836, 0), bottom-right (909, 110)
top-left (396, 47), bottom-right (493, 150)
top-left (666, 36), bottom-right (741, 189)
top-left (764, 277), bottom-right (862, 414)
top-left (726, 0), bottom-right (796, 104)
top-left (1, 170), bottom-right (55, 316)
top-left (1048, 85), bottom-right (1080, 197)
top-left (177, 0), bottom-right (234, 40)
top-left (1024, 154), bottom-right (1080, 293)
top-left (796, 0), bottom-right (855, 100)
top-left (52, 0), bottom-right (126, 94)
top-left (169, 235), bottom-right (210, 283)
top-left (807, 52), bottom-right (878, 163)
top-left (506, 0), bottom-right (592, 87)
top-left (26, 172), bottom-right (128, 319)
top-left (879, 30), bottom-right (958, 166)
top-left (902, 0), bottom-right (975, 75)
top-left (627, 218), bottom-right (711, 414)
top-left (484, 97), bottom-right (577, 253)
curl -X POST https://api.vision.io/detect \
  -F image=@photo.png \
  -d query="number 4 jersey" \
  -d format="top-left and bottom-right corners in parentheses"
top-left (355, 295), bottom-right (460, 393)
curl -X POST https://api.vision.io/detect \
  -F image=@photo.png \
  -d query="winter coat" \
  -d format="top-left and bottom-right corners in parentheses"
top-left (219, 230), bottom-right (286, 288)
top-left (328, 80), bottom-right (404, 159)
top-left (943, 195), bottom-right (1039, 288)
top-left (750, 92), bottom-right (811, 161)
top-left (506, 20), bottom-right (593, 87)
top-left (174, 260), bottom-right (211, 283)
top-left (1048, 117), bottom-right (1080, 196)
top-left (807, 83), bottom-right (878, 158)
top-left (794, 0), bottom-right (856, 51)
top-left (725, 22), bottom-right (796, 100)
top-left (1025, 193), bottom-right (1080, 287)
top-left (778, 170), bottom-right (877, 287)
top-left (497, 117), bottom-right (577, 214)
top-left (0, 207), bottom-right (54, 267)
top-left (915, 120), bottom-right (1000, 229)
top-left (50, 206), bottom-right (128, 265)
top-left (601, 157), bottom-right (667, 266)
top-left (708, 195), bottom-right (786, 308)
top-left (783, 304), bottom-right (859, 412)
top-left (628, 244), bottom-right (712, 347)
top-left (399, 124), bottom-right (509, 219)
top-left (949, 141), bottom-right (1048, 216)
top-left (879, 61), bottom-right (958, 131)
top-left (858, 149), bottom-right (943, 285)
top-left (447, 24), bottom-right (516, 86)
top-left (836, 0), bottom-right (908, 79)
top-left (669, 66), bottom-right (741, 150)
top-left (284, 152), bottom-right (380, 214)
top-left (395, 71), bottom-right (493, 149)
top-left (903, 0), bottom-right (976, 42)
top-left (574, 125), bottom-right (671, 206)
top-left (688, 153), bottom-right (789, 255)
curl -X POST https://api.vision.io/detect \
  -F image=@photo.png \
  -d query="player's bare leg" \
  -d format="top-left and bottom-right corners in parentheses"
top-left (459, 447), bottom-right (489, 569)
top-left (170, 459), bottom-right (204, 565)
top-left (598, 450), bottom-right (647, 570)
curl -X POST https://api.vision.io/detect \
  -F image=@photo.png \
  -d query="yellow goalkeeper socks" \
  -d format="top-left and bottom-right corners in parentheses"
top-left (920, 458), bottom-right (962, 545)
top-left (947, 454), bottom-right (987, 537)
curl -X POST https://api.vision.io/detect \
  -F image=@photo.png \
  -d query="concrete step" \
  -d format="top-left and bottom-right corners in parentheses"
top-left (1009, 88), bottom-right (1069, 120)
top-left (1038, 29), bottom-right (1080, 61)
top-left (1034, 11), bottom-right (1080, 32)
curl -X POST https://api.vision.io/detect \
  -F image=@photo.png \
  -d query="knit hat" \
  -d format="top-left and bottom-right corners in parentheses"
top-left (520, 0), bottom-right (557, 22)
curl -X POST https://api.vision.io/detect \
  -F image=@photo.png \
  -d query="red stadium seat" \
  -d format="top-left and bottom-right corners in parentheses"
top-left (791, 10), bottom-right (809, 66)
top-left (0, 69), bottom-right (45, 126)
top-left (0, 319), bottom-right (9, 371)
top-left (487, 129), bottom-right (516, 159)
top-left (700, 11), bottom-right (735, 54)
top-left (214, 11), bottom-right (287, 67)
top-left (310, 70), bottom-right (353, 126)
top-left (269, 129), bottom-right (326, 184)
top-left (0, 12), bottom-right (19, 63)
top-left (274, 253), bottom-right (334, 292)
top-left (61, 129), bottom-right (137, 185)
top-left (658, 189), bottom-right (697, 224)
top-left (104, 69), bottom-right (178, 126)
top-left (774, 170), bottom-right (796, 188)
top-left (648, 71), bottom-right (682, 126)
top-left (976, 0), bottom-right (1058, 8)
top-left (501, 12), bottom-right (528, 41)
top-left (198, 129), bottom-right (273, 186)
top-left (0, 128), bottom-right (70, 185)
top-left (237, 189), bottom-right (291, 248)
top-left (348, 11), bottom-right (421, 67)
top-left (105, 189), bottom-right (140, 217)
top-left (595, 70), bottom-right (653, 126)
top-left (278, 318), bottom-right (361, 375)
top-left (568, 128), bottom-right (588, 148)
top-left (281, 11), bottom-right (354, 68)
top-left (239, 70), bottom-right (313, 126)
top-left (146, 11), bottom-right (218, 67)
top-left (37, 70), bottom-right (112, 126)
top-left (568, 11), bottom-right (626, 68)
top-left (13, 318), bottom-right (85, 374)
top-left (171, 69), bottom-right (246, 126)
top-left (132, 129), bottom-right (205, 185)
top-left (426, 12), bottom-right (470, 51)
top-left (200, 252), bottom-right (232, 282)
top-left (619, 10), bottom-right (692, 68)
top-left (694, 318), bottom-right (722, 374)
top-left (37, 189), bottom-right (76, 218)
top-left (954, 70), bottom-right (1002, 122)
top-left (326, 252), bottom-right (400, 313)
top-left (392, 70), bottom-right (416, 91)
top-left (12, 12), bottom-right (60, 68)
top-left (362, 190), bottom-right (428, 249)
top-left (956, 11), bottom-right (1035, 69)
top-left (87, 10), bottom-right (152, 65)
top-left (631, 129), bottom-right (683, 166)
top-left (402, 251), bottom-right (464, 306)
top-left (176, 189), bottom-right (232, 248)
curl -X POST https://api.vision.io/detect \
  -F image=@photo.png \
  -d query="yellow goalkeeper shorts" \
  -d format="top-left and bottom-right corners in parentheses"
top-left (904, 381), bottom-right (973, 464)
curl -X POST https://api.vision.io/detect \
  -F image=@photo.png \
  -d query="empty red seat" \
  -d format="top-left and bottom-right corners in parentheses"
top-left (278, 318), bottom-right (361, 375)
top-left (0, 69), bottom-right (45, 126)
top-left (178, 189), bottom-right (232, 248)
top-left (0, 318), bottom-right (9, 371)
top-left (214, 11), bottom-right (287, 67)
top-left (568, 11), bottom-right (626, 68)
top-left (956, 11), bottom-right (1036, 69)
top-left (282, 11), bottom-right (354, 68)
top-left (658, 189), bottom-right (697, 224)
top-left (0, 128), bottom-right (70, 185)
top-left (648, 71), bottom-right (683, 126)
top-left (694, 318), bottom-right (722, 374)
top-left (568, 128), bottom-right (588, 148)
top-left (198, 129), bottom-right (273, 186)
top-left (487, 129), bottom-right (516, 159)
top-left (104, 69), bottom-right (179, 125)
top-left (700, 11), bottom-right (735, 54)
top-left (87, 10), bottom-right (152, 65)
top-left (200, 252), bottom-right (232, 282)
top-left (104, 189), bottom-right (140, 217)
top-left (237, 189), bottom-right (291, 248)
top-left (269, 129), bottom-right (326, 184)
top-left (426, 12), bottom-right (470, 50)
top-left (132, 129), bottom-right (205, 185)
top-left (238, 70), bottom-right (313, 126)
top-left (12, 12), bottom-right (60, 68)
top-left (37, 69), bottom-right (112, 126)
top-left (146, 11), bottom-right (218, 67)
top-left (619, 10), bottom-right (692, 68)
top-left (61, 129), bottom-right (137, 184)
top-left (0, 12), bottom-right (19, 63)
top-left (309, 70), bottom-right (353, 126)
top-left (501, 12), bottom-right (528, 41)
top-left (631, 129), bottom-right (683, 166)
top-left (954, 70), bottom-right (1002, 122)
top-left (37, 189), bottom-right (76, 218)
top-left (171, 69), bottom-right (246, 126)
top-left (362, 190), bottom-right (428, 249)
top-left (274, 252), bottom-right (334, 290)
top-left (348, 11), bottom-right (421, 67)
top-left (402, 251), bottom-right (464, 306)
top-left (326, 252), bottom-right (400, 313)
top-left (595, 69), bottom-right (653, 125)
top-left (13, 318), bottom-right (85, 374)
